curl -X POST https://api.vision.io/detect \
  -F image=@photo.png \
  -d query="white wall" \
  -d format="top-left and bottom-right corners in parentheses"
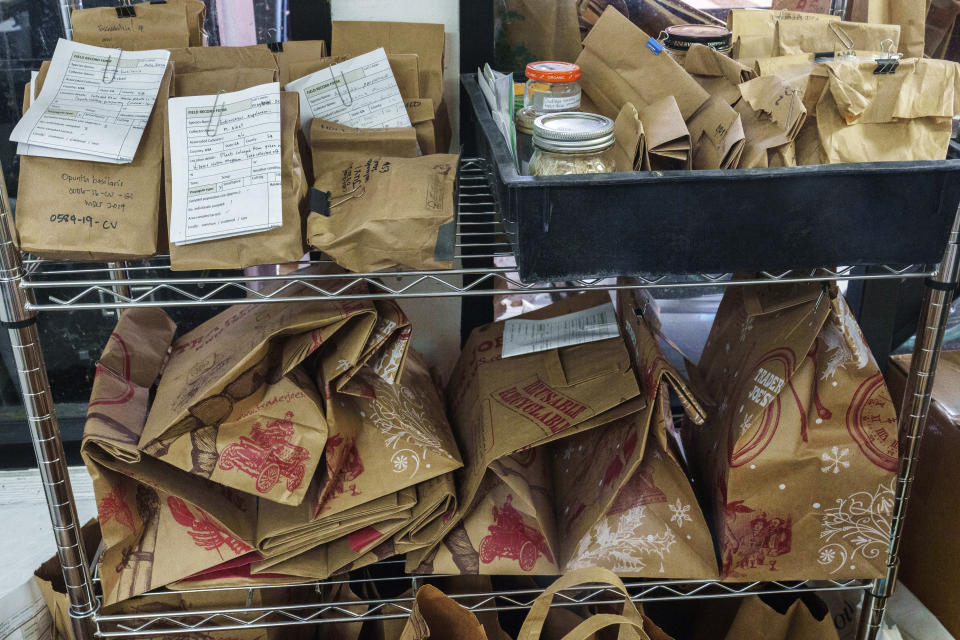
top-left (330, 0), bottom-right (463, 382)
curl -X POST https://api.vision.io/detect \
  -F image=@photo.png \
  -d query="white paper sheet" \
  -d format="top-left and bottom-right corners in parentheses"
top-left (10, 39), bottom-right (169, 163)
top-left (167, 82), bottom-right (283, 245)
top-left (502, 302), bottom-right (620, 358)
top-left (284, 47), bottom-right (411, 138)
top-left (0, 578), bottom-right (52, 640)
top-left (477, 64), bottom-right (517, 169)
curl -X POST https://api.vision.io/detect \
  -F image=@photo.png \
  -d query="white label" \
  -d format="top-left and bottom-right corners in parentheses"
top-left (538, 90), bottom-right (581, 112)
top-left (502, 302), bottom-right (619, 358)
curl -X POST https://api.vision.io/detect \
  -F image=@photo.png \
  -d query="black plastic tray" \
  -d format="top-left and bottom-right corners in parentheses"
top-left (463, 73), bottom-right (960, 281)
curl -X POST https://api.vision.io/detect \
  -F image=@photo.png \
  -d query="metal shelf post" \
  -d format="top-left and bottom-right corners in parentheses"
top-left (0, 169), bottom-right (96, 638)
top-left (856, 206), bottom-right (960, 640)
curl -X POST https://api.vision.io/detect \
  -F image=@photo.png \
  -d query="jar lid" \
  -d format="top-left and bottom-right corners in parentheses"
top-left (525, 61), bottom-right (582, 83)
top-left (663, 24), bottom-right (732, 51)
top-left (533, 112), bottom-right (614, 153)
top-left (515, 107), bottom-right (538, 134)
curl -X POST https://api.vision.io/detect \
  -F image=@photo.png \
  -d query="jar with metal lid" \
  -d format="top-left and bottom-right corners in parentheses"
top-left (661, 24), bottom-right (732, 64)
top-left (523, 61), bottom-right (582, 114)
top-left (528, 112), bottom-right (617, 176)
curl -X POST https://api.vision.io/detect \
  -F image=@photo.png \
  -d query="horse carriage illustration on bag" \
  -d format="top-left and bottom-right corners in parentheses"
top-left (218, 411), bottom-right (310, 494)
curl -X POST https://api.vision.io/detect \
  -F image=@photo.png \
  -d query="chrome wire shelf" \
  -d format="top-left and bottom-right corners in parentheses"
top-left (18, 159), bottom-right (933, 311)
top-left (93, 570), bottom-right (869, 637)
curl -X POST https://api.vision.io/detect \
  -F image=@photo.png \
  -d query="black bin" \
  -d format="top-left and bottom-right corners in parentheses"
top-left (462, 73), bottom-right (960, 282)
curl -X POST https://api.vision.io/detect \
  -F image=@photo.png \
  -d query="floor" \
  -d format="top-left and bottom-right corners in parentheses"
top-left (0, 466), bottom-right (96, 600)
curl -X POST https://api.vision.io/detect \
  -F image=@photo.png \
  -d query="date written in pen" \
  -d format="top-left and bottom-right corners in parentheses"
top-left (49, 213), bottom-right (120, 228)
top-left (68, 187), bottom-right (135, 199)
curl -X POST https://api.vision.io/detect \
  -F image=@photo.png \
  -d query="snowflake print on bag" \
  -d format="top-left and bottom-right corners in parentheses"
top-left (568, 505), bottom-right (677, 574)
top-left (668, 498), bottom-right (693, 528)
top-left (820, 446), bottom-right (851, 474)
top-left (817, 480), bottom-right (893, 574)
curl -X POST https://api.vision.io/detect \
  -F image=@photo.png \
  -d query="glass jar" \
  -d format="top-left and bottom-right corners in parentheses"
top-left (514, 108), bottom-right (537, 175)
top-left (662, 24), bottom-right (733, 64)
top-left (528, 112), bottom-right (617, 176)
top-left (523, 61), bottom-right (582, 114)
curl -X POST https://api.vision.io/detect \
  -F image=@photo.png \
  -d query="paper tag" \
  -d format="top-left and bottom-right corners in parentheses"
top-left (646, 38), bottom-right (664, 55)
top-left (502, 302), bottom-right (620, 358)
top-left (537, 91), bottom-right (581, 112)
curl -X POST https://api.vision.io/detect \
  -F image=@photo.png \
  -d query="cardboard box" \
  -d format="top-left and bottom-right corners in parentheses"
top-left (887, 349), bottom-right (960, 639)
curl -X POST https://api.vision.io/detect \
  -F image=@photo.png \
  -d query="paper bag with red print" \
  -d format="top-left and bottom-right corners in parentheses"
top-left (82, 309), bottom-right (257, 605)
top-left (407, 291), bottom-right (644, 574)
top-left (689, 281), bottom-right (897, 581)
top-left (139, 293), bottom-right (378, 506)
top-left (331, 299), bottom-right (414, 394)
top-left (554, 289), bottom-right (717, 578)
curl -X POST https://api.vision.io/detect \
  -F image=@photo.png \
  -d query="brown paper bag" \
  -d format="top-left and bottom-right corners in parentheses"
top-left (168, 0), bottom-right (207, 47)
top-left (555, 289), bottom-right (717, 578)
top-left (82, 309), bottom-right (257, 605)
top-left (408, 292), bottom-right (644, 575)
top-left (613, 102), bottom-right (646, 172)
top-left (754, 54), bottom-right (818, 96)
top-left (273, 40), bottom-right (329, 85)
top-left (400, 584), bottom-right (489, 640)
top-left (727, 10), bottom-right (838, 60)
top-left (687, 97), bottom-right (746, 170)
top-left (808, 59), bottom-right (960, 163)
top-left (168, 45), bottom-right (277, 75)
top-left (775, 20), bottom-right (901, 56)
top-left (139, 294), bottom-right (379, 505)
top-left (309, 119), bottom-right (419, 181)
top-left (71, 3), bottom-right (190, 50)
top-left (307, 155), bottom-right (458, 273)
top-left (690, 282), bottom-right (897, 581)
top-left (332, 21), bottom-right (451, 150)
top-left (638, 96), bottom-right (691, 171)
top-left (34, 520), bottom-right (100, 640)
top-left (735, 75), bottom-right (807, 169)
top-left (724, 595), bottom-right (840, 640)
top-left (772, 0), bottom-right (832, 13)
top-left (164, 75), bottom-right (309, 270)
top-left (850, 0), bottom-right (926, 57)
top-left (577, 7), bottom-right (709, 121)
top-left (407, 98), bottom-right (438, 155)
top-left (16, 62), bottom-right (171, 261)
top-left (682, 43), bottom-right (757, 107)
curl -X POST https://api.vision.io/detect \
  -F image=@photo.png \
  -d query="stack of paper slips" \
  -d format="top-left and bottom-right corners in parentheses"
top-left (10, 39), bottom-right (170, 165)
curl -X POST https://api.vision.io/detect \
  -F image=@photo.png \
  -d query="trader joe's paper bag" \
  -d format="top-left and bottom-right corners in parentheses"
top-left (577, 7), bottom-right (709, 121)
top-left (307, 155), bottom-right (459, 273)
top-left (165, 74), bottom-right (308, 270)
top-left (71, 2), bottom-right (190, 49)
top-left (555, 289), bottom-right (716, 578)
top-left (408, 292), bottom-right (644, 574)
top-left (808, 59), bottom-right (960, 163)
top-left (309, 119), bottom-right (419, 181)
top-left (690, 282), bottom-right (897, 580)
top-left (16, 63), bottom-right (171, 261)
top-left (775, 20), bottom-right (901, 56)
top-left (140, 295), bottom-right (378, 505)
top-left (724, 595), bottom-right (840, 640)
top-left (81, 309), bottom-right (256, 605)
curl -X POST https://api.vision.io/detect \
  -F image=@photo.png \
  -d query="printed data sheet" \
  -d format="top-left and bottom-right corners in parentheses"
top-left (285, 47), bottom-right (411, 137)
top-left (10, 39), bottom-right (169, 163)
top-left (167, 82), bottom-right (283, 245)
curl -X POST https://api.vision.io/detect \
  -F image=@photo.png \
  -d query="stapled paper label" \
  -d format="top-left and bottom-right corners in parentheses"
top-left (502, 302), bottom-right (620, 358)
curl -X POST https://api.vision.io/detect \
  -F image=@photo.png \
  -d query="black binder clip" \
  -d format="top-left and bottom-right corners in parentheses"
top-left (874, 40), bottom-right (902, 75)
top-left (116, 0), bottom-right (136, 18)
top-left (268, 42), bottom-right (284, 53)
top-left (310, 184), bottom-right (365, 217)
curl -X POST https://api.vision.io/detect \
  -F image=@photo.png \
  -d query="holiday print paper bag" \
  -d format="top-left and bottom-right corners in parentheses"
top-left (691, 282), bottom-right (897, 581)
top-left (140, 293), bottom-right (378, 506)
top-left (555, 289), bottom-right (716, 578)
top-left (82, 309), bottom-right (257, 605)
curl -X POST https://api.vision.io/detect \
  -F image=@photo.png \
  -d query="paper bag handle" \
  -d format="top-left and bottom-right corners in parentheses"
top-left (515, 568), bottom-right (647, 640)
top-left (562, 613), bottom-right (647, 640)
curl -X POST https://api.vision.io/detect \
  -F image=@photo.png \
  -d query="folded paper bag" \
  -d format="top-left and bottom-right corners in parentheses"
top-left (682, 43), bottom-right (756, 107)
top-left (727, 9), bottom-right (838, 60)
top-left (307, 155), bottom-right (459, 273)
top-left (775, 20), bottom-right (901, 56)
top-left (309, 119), bottom-right (419, 181)
top-left (637, 96), bottom-right (691, 171)
top-left (724, 595), bottom-right (841, 640)
top-left (71, 2), bottom-right (191, 50)
top-left (16, 62), bottom-right (171, 261)
top-left (735, 75), bottom-right (807, 169)
top-left (686, 96), bottom-right (745, 170)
